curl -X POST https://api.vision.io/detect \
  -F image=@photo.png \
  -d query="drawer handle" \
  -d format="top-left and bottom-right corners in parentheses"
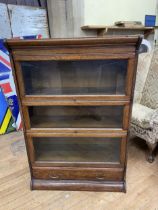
top-left (49, 175), bottom-right (59, 179)
top-left (96, 176), bottom-right (105, 180)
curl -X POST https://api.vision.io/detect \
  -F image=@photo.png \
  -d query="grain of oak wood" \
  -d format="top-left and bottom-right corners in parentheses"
top-left (0, 132), bottom-right (158, 210)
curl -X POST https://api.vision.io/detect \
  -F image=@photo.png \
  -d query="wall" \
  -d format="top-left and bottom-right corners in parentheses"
top-left (84, 0), bottom-right (157, 26)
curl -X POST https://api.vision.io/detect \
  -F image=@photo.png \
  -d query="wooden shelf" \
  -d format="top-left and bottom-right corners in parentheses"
top-left (81, 25), bottom-right (154, 30)
top-left (81, 25), bottom-right (154, 38)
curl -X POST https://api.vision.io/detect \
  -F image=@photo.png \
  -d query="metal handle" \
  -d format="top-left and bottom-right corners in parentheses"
top-left (49, 174), bottom-right (59, 179)
top-left (96, 176), bottom-right (105, 180)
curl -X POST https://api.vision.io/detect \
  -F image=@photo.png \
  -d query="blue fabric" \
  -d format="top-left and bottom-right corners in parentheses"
top-left (0, 88), bottom-right (8, 125)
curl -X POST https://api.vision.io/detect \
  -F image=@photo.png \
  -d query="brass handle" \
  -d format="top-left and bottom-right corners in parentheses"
top-left (49, 174), bottom-right (59, 179)
top-left (96, 176), bottom-right (105, 180)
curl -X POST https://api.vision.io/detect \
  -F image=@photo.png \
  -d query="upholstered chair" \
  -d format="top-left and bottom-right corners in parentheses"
top-left (130, 48), bottom-right (158, 163)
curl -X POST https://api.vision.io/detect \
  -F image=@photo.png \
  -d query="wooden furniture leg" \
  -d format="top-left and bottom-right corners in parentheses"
top-left (146, 142), bottom-right (157, 163)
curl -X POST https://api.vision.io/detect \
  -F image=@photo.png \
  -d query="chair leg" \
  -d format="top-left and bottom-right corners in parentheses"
top-left (146, 142), bottom-right (157, 163)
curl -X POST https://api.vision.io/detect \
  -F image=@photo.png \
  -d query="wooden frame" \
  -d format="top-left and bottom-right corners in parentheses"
top-left (6, 36), bottom-right (141, 192)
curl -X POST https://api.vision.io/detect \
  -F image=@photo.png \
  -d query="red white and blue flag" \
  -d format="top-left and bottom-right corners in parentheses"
top-left (0, 35), bottom-right (42, 131)
top-left (0, 39), bottom-right (22, 130)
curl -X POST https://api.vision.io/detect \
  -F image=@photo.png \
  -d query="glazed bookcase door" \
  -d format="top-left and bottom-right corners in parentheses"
top-left (19, 59), bottom-right (128, 96)
top-left (26, 135), bottom-right (127, 168)
top-left (33, 137), bottom-right (121, 165)
top-left (27, 105), bottom-right (124, 129)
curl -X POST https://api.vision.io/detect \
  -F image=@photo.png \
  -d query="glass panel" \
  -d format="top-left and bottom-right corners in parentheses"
top-left (21, 60), bottom-right (127, 95)
top-left (29, 106), bottom-right (123, 128)
top-left (33, 137), bottom-right (121, 163)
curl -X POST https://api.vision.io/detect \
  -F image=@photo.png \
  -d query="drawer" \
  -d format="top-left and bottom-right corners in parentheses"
top-left (32, 167), bottom-right (124, 181)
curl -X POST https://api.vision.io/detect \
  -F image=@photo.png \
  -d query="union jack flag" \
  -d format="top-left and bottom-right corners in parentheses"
top-left (0, 35), bottom-right (42, 132)
top-left (0, 40), bottom-right (22, 131)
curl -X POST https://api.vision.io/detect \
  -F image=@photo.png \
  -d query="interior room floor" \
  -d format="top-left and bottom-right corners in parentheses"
top-left (0, 131), bottom-right (158, 210)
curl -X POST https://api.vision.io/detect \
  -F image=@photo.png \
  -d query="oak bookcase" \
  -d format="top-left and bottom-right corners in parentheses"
top-left (6, 36), bottom-right (141, 192)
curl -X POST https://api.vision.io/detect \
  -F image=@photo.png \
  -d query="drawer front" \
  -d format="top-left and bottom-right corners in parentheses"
top-left (32, 167), bottom-right (124, 181)
top-left (27, 105), bottom-right (125, 129)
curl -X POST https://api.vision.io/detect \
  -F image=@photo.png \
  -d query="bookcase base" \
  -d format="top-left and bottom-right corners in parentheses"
top-left (31, 179), bottom-right (126, 192)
